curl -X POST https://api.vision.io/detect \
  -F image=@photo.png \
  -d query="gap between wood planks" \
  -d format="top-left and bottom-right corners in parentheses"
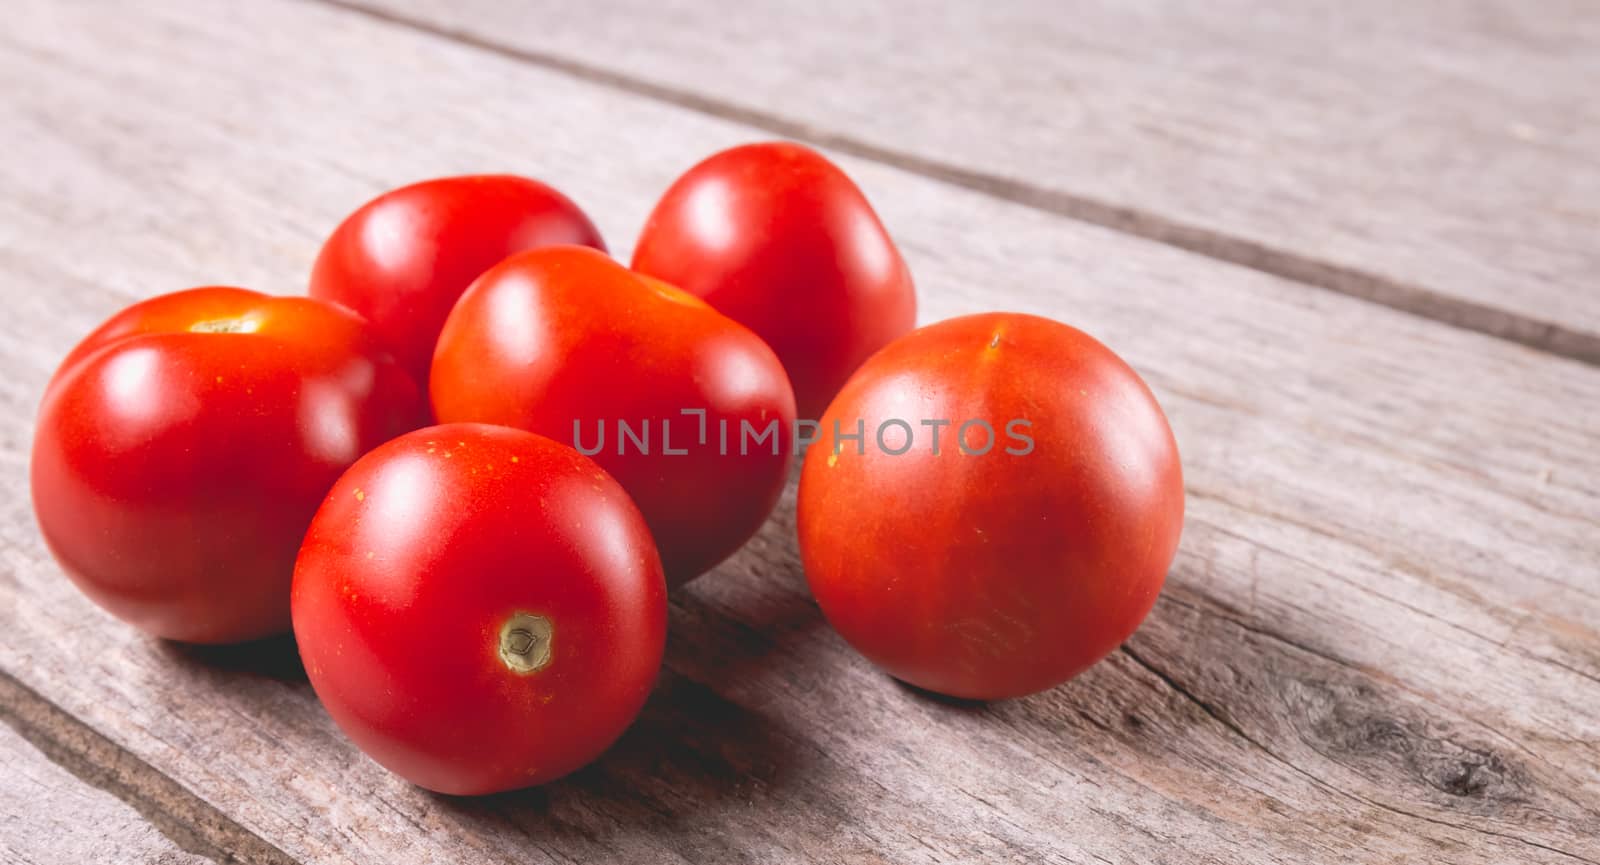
top-left (0, 670), bottom-right (300, 865)
top-left (302, 0), bottom-right (1600, 369)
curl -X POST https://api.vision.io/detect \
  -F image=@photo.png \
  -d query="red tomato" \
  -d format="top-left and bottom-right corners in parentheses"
top-left (31, 288), bottom-right (423, 644)
top-left (431, 246), bottom-right (796, 585)
top-left (632, 142), bottom-right (916, 419)
top-left (310, 174), bottom-right (605, 389)
top-left (797, 313), bottom-right (1184, 700)
top-left (292, 424), bottom-right (666, 795)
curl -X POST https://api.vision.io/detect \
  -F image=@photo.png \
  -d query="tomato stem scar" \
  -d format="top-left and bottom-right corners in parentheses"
top-left (497, 612), bottom-right (553, 674)
top-left (189, 317), bottom-right (259, 334)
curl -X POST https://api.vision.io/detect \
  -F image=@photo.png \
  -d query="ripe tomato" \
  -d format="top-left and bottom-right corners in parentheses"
top-left (431, 246), bottom-right (796, 585)
top-left (797, 312), bottom-right (1184, 700)
top-left (632, 142), bottom-right (916, 419)
top-left (31, 287), bottom-right (423, 644)
top-left (292, 424), bottom-right (666, 795)
top-left (310, 174), bottom-right (605, 389)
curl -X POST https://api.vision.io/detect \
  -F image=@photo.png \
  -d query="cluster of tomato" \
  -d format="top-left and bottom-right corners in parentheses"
top-left (30, 142), bottom-right (1184, 795)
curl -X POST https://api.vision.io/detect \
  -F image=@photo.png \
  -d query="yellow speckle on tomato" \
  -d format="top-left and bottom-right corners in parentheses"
top-left (510, 456), bottom-right (519, 463)
top-left (827, 452), bottom-right (839, 468)
top-left (354, 489), bottom-right (365, 501)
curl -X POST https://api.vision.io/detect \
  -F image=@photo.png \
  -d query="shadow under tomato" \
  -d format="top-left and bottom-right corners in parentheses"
top-left (431, 667), bottom-right (813, 850)
top-left (655, 478), bottom-right (834, 682)
top-left (159, 631), bottom-right (307, 683)
top-left (889, 678), bottom-right (992, 713)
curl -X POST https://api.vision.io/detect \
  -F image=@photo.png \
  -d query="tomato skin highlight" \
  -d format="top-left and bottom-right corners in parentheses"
top-left (310, 174), bottom-right (605, 390)
top-left (632, 142), bottom-right (916, 420)
top-left (30, 287), bottom-right (424, 644)
top-left (431, 245), bottom-right (796, 585)
top-left (291, 424), bottom-right (667, 795)
top-left (797, 312), bottom-right (1184, 700)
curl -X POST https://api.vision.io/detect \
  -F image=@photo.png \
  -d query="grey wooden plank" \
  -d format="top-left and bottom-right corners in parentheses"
top-left (0, 673), bottom-right (292, 865)
top-left (0, 1), bottom-right (1597, 863)
top-left (335, 0), bottom-right (1600, 364)
top-left (0, 732), bottom-right (208, 864)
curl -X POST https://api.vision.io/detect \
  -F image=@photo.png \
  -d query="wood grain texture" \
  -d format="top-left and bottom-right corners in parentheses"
top-left (0, 727), bottom-right (207, 864)
top-left (0, 672), bottom-right (292, 865)
top-left (1, 1), bottom-right (1598, 863)
top-left (335, 0), bottom-right (1600, 363)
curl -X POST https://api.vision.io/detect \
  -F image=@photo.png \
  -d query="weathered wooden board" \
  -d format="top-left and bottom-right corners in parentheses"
top-left (0, 1), bottom-right (1597, 863)
top-left (0, 736), bottom-right (202, 864)
top-left (0, 673), bottom-right (272, 865)
top-left (339, 0), bottom-right (1600, 363)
